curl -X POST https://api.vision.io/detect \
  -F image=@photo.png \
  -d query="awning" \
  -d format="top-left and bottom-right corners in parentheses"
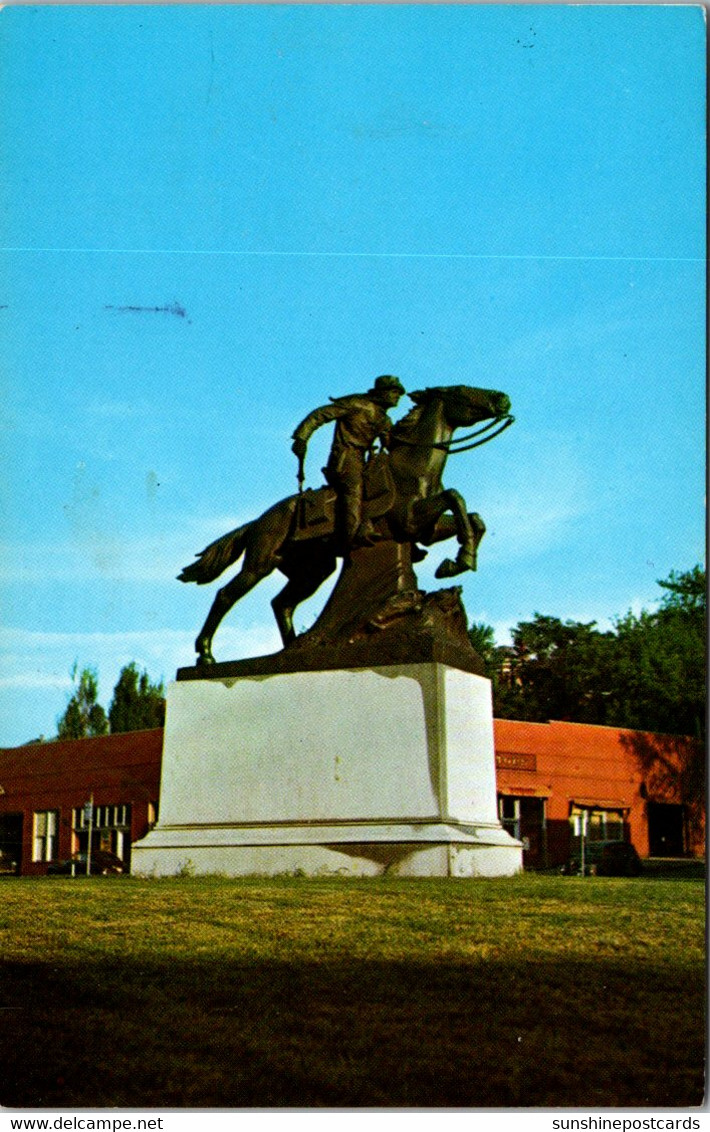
top-left (570, 798), bottom-right (631, 812)
top-left (497, 784), bottom-right (549, 798)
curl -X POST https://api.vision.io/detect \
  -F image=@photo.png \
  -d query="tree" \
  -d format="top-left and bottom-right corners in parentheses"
top-left (467, 621), bottom-right (497, 676)
top-left (613, 567), bottom-right (706, 832)
top-left (488, 565), bottom-right (705, 739)
top-left (609, 566), bottom-right (706, 739)
top-left (657, 564), bottom-right (706, 614)
top-left (108, 663), bottom-right (166, 733)
top-left (56, 664), bottom-right (108, 739)
top-left (490, 615), bottom-right (616, 725)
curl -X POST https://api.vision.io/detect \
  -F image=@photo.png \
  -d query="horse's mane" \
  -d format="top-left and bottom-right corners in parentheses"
top-left (391, 388), bottom-right (442, 442)
top-left (392, 403), bottom-right (425, 440)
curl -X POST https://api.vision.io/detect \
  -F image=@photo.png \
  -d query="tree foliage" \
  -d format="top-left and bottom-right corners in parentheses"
top-left (489, 615), bottom-right (617, 726)
top-left (657, 564), bottom-right (705, 613)
top-left (56, 664), bottom-right (109, 740)
top-left (55, 662), bottom-right (166, 738)
top-left (108, 663), bottom-right (166, 733)
top-left (610, 566), bottom-right (706, 740)
top-left (467, 621), bottom-right (497, 676)
top-left (471, 565), bottom-right (706, 739)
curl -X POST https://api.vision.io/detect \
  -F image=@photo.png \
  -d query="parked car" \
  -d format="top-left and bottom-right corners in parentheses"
top-left (47, 849), bottom-right (124, 876)
top-left (561, 840), bottom-right (642, 877)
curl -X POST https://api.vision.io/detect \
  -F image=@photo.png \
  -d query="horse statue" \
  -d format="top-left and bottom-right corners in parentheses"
top-left (179, 384), bottom-right (513, 665)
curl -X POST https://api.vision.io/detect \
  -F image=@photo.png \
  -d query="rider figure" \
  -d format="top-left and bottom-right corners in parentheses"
top-left (291, 375), bottom-right (406, 548)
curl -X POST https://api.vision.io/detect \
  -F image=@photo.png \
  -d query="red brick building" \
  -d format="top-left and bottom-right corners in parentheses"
top-left (0, 729), bottom-right (162, 876)
top-left (0, 719), bottom-right (703, 875)
top-left (494, 719), bottom-right (704, 869)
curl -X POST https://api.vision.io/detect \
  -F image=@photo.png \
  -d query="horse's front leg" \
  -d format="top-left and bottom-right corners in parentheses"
top-left (411, 491), bottom-right (477, 578)
top-left (421, 512), bottom-right (486, 567)
top-left (436, 488), bottom-right (478, 576)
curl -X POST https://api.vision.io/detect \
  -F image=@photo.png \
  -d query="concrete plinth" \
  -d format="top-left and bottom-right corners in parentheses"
top-left (131, 663), bottom-right (522, 878)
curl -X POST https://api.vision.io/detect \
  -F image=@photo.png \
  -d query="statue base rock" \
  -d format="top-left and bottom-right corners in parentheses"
top-left (131, 661), bottom-right (522, 878)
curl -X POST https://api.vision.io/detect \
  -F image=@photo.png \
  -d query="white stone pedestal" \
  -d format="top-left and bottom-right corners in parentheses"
top-left (131, 663), bottom-right (522, 878)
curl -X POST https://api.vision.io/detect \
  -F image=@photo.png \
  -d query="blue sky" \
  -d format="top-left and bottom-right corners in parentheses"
top-left (1, 3), bottom-right (705, 746)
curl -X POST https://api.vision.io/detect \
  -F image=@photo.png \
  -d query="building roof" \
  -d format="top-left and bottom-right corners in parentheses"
top-left (0, 729), bottom-right (163, 792)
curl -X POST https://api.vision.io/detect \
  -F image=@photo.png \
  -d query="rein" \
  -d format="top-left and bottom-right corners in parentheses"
top-left (394, 413), bottom-right (515, 455)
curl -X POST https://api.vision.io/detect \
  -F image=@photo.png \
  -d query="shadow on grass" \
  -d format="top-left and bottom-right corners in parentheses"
top-left (1, 952), bottom-right (704, 1109)
top-left (640, 859), bottom-right (706, 880)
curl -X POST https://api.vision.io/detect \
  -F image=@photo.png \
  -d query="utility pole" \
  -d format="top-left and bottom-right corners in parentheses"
top-left (85, 794), bottom-right (94, 878)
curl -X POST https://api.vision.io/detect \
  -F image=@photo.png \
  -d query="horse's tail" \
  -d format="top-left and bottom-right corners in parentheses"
top-left (177, 522), bottom-right (252, 585)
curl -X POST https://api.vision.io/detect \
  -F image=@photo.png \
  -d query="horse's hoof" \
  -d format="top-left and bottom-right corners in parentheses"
top-left (195, 644), bottom-right (215, 667)
top-left (435, 551), bottom-right (475, 579)
top-left (435, 558), bottom-right (460, 579)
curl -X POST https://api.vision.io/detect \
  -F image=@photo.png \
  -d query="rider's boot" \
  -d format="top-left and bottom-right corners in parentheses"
top-left (352, 519), bottom-right (379, 547)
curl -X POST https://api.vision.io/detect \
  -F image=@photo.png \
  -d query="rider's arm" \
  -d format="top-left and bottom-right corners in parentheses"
top-left (378, 422), bottom-right (393, 451)
top-left (291, 402), bottom-right (348, 448)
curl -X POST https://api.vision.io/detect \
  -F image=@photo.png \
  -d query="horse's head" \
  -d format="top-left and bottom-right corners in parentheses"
top-left (408, 385), bottom-right (511, 428)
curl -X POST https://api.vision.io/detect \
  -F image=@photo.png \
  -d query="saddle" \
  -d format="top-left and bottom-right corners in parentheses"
top-left (292, 452), bottom-right (396, 542)
top-left (292, 486), bottom-right (337, 541)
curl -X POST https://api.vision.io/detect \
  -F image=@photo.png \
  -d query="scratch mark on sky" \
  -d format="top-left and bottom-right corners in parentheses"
top-left (104, 301), bottom-right (191, 322)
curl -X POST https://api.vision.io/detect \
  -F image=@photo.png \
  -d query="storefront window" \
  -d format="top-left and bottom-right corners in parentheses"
top-left (498, 796), bottom-right (521, 840)
top-left (72, 804), bottom-right (132, 865)
top-left (570, 806), bottom-right (624, 842)
top-left (32, 810), bottom-right (59, 862)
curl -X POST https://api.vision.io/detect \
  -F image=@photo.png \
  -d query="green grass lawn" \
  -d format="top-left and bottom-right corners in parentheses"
top-left (0, 874), bottom-right (704, 1108)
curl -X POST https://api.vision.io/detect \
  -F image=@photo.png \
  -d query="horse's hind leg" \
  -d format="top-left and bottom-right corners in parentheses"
top-left (271, 551), bottom-right (337, 645)
top-left (195, 562), bottom-right (269, 665)
top-left (194, 501), bottom-right (297, 665)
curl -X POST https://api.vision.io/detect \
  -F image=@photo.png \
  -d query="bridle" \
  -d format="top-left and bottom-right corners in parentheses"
top-left (393, 412), bottom-right (515, 455)
top-left (441, 413), bottom-right (515, 453)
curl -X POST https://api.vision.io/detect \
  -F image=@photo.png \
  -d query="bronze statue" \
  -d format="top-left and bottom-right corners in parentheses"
top-left (179, 384), bottom-right (513, 667)
top-left (291, 375), bottom-right (405, 548)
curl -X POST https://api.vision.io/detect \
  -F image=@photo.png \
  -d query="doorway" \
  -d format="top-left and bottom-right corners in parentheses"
top-left (498, 795), bottom-right (547, 867)
top-left (0, 813), bottom-right (23, 874)
top-left (647, 802), bottom-right (685, 857)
